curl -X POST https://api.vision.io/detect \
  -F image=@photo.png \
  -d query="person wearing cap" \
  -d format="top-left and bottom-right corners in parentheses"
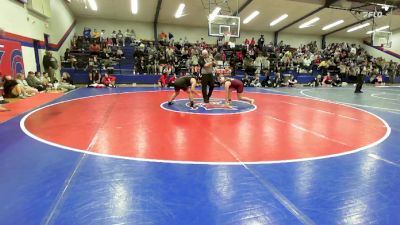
top-left (199, 49), bottom-right (216, 103)
top-left (167, 75), bottom-right (200, 108)
top-left (219, 76), bottom-right (254, 106)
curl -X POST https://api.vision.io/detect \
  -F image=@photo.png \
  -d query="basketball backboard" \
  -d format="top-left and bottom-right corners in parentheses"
top-left (373, 31), bottom-right (392, 48)
top-left (208, 15), bottom-right (240, 38)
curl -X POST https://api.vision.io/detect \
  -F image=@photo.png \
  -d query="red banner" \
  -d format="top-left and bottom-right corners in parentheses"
top-left (0, 39), bottom-right (25, 78)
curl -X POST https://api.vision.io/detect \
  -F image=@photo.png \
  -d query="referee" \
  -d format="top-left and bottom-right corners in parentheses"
top-left (199, 50), bottom-right (216, 103)
top-left (355, 62), bottom-right (366, 93)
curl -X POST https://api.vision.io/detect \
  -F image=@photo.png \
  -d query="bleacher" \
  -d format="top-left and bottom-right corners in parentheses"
top-left (62, 39), bottom-right (398, 85)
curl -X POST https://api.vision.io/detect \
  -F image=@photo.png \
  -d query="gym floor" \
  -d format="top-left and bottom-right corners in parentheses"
top-left (1, 86), bottom-right (399, 225)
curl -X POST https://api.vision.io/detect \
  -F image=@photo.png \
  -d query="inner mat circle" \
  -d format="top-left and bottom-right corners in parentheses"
top-left (22, 91), bottom-right (389, 163)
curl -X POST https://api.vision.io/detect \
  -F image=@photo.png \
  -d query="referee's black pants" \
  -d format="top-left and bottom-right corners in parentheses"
top-left (201, 73), bottom-right (214, 103)
top-left (355, 74), bottom-right (364, 93)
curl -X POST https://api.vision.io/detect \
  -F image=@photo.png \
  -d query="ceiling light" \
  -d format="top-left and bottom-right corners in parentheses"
top-left (347, 23), bottom-right (370, 32)
top-left (88, 0), bottom-right (97, 11)
top-left (243, 11), bottom-right (259, 24)
top-left (209, 7), bottom-right (221, 21)
top-left (175, 3), bottom-right (185, 18)
top-left (322, 20), bottom-right (344, 30)
top-left (366, 25), bottom-right (390, 34)
top-left (131, 0), bottom-right (138, 14)
top-left (376, 25), bottom-right (390, 31)
top-left (299, 17), bottom-right (320, 28)
top-left (270, 14), bottom-right (288, 26)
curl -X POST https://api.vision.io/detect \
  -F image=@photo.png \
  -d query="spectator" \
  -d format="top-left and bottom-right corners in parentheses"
top-left (64, 48), bottom-right (77, 68)
top-left (287, 75), bottom-right (298, 87)
top-left (257, 34), bottom-right (264, 48)
top-left (26, 71), bottom-right (46, 91)
top-left (250, 74), bottom-right (261, 87)
top-left (158, 72), bottom-right (168, 88)
top-left (83, 27), bottom-right (91, 40)
top-left (42, 51), bottom-right (58, 83)
top-left (111, 30), bottom-right (117, 46)
top-left (322, 72), bottom-right (333, 86)
top-left (273, 71), bottom-right (283, 88)
top-left (3, 75), bottom-right (30, 98)
top-left (15, 73), bottom-right (38, 95)
top-left (91, 29), bottom-right (101, 42)
top-left (88, 71), bottom-right (104, 87)
top-left (59, 72), bottom-right (76, 90)
top-left (243, 54), bottom-right (255, 77)
top-left (332, 74), bottom-right (342, 87)
top-left (241, 74), bottom-right (251, 87)
top-left (117, 30), bottom-right (124, 46)
top-left (101, 73), bottom-right (116, 88)
top-left (125, 29), bottom-right (132, 46)
top-left (303, 56), bottom-right (312, 72)
top-left (89, 42), bottom-right (101, 55)
top-left (250, 37), bottom-right (256, 48)
top-left (37, 72), bottom-right (53, 88)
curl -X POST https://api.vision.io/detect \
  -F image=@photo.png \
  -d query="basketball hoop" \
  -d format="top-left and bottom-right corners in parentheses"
top-left (223, 31), bottom-right (231, 43)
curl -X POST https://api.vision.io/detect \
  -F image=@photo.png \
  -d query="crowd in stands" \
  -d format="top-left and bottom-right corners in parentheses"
top-left (62, 27), bottom-right (400, 89)
top-left (3, 28), bottom-right (400, 88)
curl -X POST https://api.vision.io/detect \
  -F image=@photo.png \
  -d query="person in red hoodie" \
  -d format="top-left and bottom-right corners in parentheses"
top-left (102, 73), bottom-right (117, 87)
top-left (158, 72), bottom-right (168, 88)
top-left (250, 37), bottom-right (256, 48)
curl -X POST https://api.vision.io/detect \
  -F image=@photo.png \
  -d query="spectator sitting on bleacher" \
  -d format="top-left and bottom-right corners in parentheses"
top-left (89, 42), bottom-right (101, 55)
top-left (243, 54), bottom-right (255, 77)
top-left (117, 30), bottom-right (124, 46)
top-left (302, 56), bottom-right (312, 72)
top-left (26, 71), bottom-right (46, 91)
top-left (3, 75), bottom-right (31, 98)
top-left (64, 48), bottom-right (77, 68)
top-left (254, 55), bottom-right (263, 75)
top-left (16, 73), bottom-right (38, 95)
top-left (116, 47), bottom-right (124, 59)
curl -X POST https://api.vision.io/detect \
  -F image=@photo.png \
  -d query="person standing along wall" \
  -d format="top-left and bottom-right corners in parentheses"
top-left (42, 51), bottom-right (58, 83)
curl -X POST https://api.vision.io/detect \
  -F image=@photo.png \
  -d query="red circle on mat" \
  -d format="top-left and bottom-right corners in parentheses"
top-left (23, 91), bottom-right (389, 163)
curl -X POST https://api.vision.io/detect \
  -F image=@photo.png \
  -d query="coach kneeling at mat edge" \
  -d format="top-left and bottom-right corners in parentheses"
top-left (199, 50), bottom-right (216, 103)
